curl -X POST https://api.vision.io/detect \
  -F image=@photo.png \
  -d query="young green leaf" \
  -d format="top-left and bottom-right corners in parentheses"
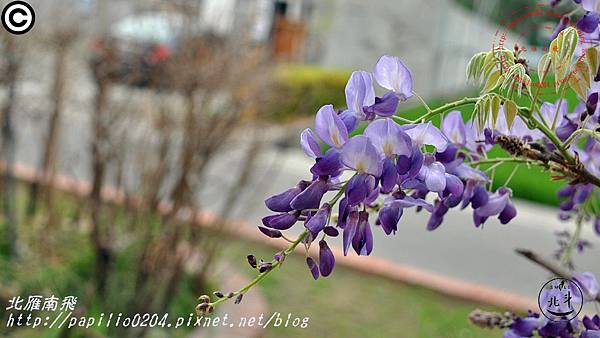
top-left (482, 70), bottom-right (502, 93)
top-left (504, 100), bottom-right (518, 129)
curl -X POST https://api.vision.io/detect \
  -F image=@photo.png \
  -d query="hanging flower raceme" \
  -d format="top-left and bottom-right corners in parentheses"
top-left (258, 55), bottom-right (520, 281)
top-left (196, 8), bottom-right (600, 324)
top-left (202, 20), bottom-right (600, 323)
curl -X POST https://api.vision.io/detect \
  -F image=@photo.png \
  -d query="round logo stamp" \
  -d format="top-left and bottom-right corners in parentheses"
top-left (1, 1), bottom-right (35, 35)
top-left (538, 278), bottom-right (584, 322)
top-left (492, 4), bottom-right (587, 97)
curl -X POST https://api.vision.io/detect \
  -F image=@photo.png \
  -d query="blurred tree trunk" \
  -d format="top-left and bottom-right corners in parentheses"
top-left (90, 73), bottom-right (111, 298)
top-left (27, 35), bottom-right (73, 219)
top-left (169, 88), bottom-right (198, 213)
top-left (0, 38), bottom-right (20, 258)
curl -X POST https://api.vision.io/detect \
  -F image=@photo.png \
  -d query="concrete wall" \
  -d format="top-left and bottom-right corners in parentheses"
top-left (308, 0), bottom-right (517, 98)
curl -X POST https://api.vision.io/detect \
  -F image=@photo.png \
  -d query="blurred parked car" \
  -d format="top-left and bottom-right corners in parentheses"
top-left (90, 12), bottom-right (223, 90)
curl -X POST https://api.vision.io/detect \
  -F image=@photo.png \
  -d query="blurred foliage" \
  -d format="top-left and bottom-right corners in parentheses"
top-left (266, 65), bottom-right (350, 121)
top-left (0, 184), bottom-right (203, 338)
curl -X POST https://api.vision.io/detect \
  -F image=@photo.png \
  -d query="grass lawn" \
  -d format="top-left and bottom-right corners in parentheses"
top-left (223, 239), bottom-right (502, 338)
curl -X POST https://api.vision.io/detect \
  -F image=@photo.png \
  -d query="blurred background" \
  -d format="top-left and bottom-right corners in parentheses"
top-left (0, 0), bottom-right (598, 337)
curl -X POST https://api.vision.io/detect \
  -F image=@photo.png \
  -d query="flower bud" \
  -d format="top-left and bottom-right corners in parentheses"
top-left (587, 92), bottom-right (598, 116)
top-left (247, 255), bottom-right (257, 268)
top-left (290, 178), bottom-right (329, 210)
top-left (259, 262), bottom-right (273, 273)
top-left (378, 205), bottom-right (402, 235)
top-left (323, 226), bottom-right (339, 237)
top-left (265, 186), bottom-right (302, 212)
top-left (306, 257), bottom-right (320, 280)
top-left (196, 302), bottom-right (214, 315)
top-left (318, 240), bottom-right (336, 277)
top-left (498, 202), bottom-right (517, 224)
top-left (305, 203), bottom-right (331, 233)
top-left (261, 212), bottom-right (299, 230)
top-left (470, 184), bottom-right (489, 209)
top-left (274, 252), bottom-right (285, 263)
top-left (311, 149), bottom-right (342, 176)
top-left (258, 226), bottom-right (283, 238)
top-left (577, 12), bottom-right (600, 34)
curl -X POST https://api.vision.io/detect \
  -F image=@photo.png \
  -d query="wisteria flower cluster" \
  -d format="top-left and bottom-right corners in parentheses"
top-left (200, 2), bottom-right (600, 335)
top-left (262, 55), bottom-right (518, 274)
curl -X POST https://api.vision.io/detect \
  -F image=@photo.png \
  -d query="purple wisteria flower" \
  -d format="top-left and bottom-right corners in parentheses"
top-left (204, 12), bottom-right (600, 320)
top-left (341, 135), bottom-right (383, 177)
top-left (342, 54), bottom-right (414, 122)
top-left (573, 271), bottom-right (600, 302)
top-left (373, 55), bottom-right (413, 101)
top-left (442, 111), bottom-right (467, 147)
top-left (314, 104), bottom-right (348, 149)
top-left (345, 70), bottom-right (375, 121)
top-left (404, 122), bottom-right (449, 152)
top-left (474, 187), bottom-right (516, 226)
top-left (583, 0), bottom-right (600, 14)
top-left (582, 315), bottom-right (600, 338)
top-left (262, 54), bottom-right (519, 281)
top-left (578, 11), bottom-right (600, 33)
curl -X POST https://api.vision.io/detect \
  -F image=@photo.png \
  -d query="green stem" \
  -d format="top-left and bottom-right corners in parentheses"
top-left (529, 60), bottom-right (551, 113)
top-left (562, 128), bottom-right (600, 148)
top-left (504, 164), bottom-right (521, 187)
top-left (520, 109), bottom-right (574, 164)
top-left (551, 86), bottom-right (565, 130)
top-left (469, 158), bottom-right (535, 166)
top-left (412, 91), bottom-right (433, 117)
top-left (560, 216), bottom-right (583, 268)
top-left (208, 229), bottom-right (309, 309)
top-left (207, 184), bottom-right (348, 310)
top-left (391, 97), bottom-right (479, 124)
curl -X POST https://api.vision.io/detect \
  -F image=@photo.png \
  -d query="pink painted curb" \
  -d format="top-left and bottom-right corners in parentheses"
top-left (2, 161), bottom-right (536, 312)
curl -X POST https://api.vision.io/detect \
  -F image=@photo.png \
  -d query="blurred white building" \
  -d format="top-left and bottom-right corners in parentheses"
top-left (198, 0), bottom-right (513, 97)
top-left (305, 0), bottom-right (513, 97)
top-left (40, 0), bottom-right (513, 97)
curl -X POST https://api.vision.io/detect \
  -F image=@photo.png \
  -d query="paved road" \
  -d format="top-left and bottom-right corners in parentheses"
top-left (4, 41), bottom-right (599, 306)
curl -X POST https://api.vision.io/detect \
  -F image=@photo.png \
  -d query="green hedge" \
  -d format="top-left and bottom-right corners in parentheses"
top-left (266, 65), bottom-right (350, 121)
